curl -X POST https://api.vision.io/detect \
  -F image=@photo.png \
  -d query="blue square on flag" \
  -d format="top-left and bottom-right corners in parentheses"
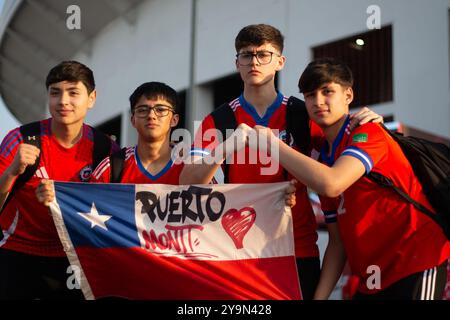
top-left (54, 182), bottom-right (140, 248)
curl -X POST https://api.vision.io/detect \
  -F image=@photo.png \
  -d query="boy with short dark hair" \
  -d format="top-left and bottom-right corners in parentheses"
top-left (254, 58), bottom-right (450, 299)
top-left (0, 61), bottom-right (118, 299)
top-left (180, 24), bottom-right (382, 299)
top-left (91, 81), bottom-right (183, 184)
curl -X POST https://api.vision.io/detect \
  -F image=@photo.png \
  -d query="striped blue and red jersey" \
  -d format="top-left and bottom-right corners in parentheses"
top-left (320, 117), bottom-right (450, 293)
top-left (0, 119), bottom-right (118, 256)
top-left (91, 146), bottom-right (183, 184)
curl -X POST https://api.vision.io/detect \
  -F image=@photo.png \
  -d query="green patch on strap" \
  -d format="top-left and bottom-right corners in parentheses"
top-left (352, 133), bottom-right (368, 143)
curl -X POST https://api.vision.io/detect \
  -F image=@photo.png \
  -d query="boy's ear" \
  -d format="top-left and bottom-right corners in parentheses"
top-left (87, 89), bottom-right (97, 109)
top-left (345, 87), bottom-right (354, 105)
top-left (275, 55), bottom-right (286, 71)
top-left (171, 114), bottom-right (179, 128)
top-left (131, 113), bottom-right (137, 128)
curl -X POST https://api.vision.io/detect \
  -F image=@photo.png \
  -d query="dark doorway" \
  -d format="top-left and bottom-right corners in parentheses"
top-left (96, 115), bottom-right (122, 146)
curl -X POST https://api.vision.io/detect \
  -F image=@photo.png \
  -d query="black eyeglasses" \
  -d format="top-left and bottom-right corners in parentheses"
top-left (133, 105), bottom-right (174, 118)
top-left (236, 50), bottom-right (281, 66)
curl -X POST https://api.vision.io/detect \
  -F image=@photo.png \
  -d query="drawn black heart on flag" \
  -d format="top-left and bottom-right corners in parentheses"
top-left (221, 207), bottom-right (256, 249)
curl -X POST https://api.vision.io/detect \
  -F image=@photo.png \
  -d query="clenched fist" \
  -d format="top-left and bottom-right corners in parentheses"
top-left (10, 144), bottom-right (40, 176)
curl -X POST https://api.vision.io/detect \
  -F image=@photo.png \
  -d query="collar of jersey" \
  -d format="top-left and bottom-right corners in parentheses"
top-left (238, 92), bottom-right (284, 126)
top-left (134, 145), bottom-right (173, 181)
top-left (47, 119), bottom-right (90, 145)
top-left (320, 115), bottom-right (351, 166)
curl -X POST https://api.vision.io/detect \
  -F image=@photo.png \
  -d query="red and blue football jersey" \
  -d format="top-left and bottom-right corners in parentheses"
top-left (92, 146), bottom-right (183, 184)
top-left (320, 117), bottom-right (450, 293)
top-left (0, 119), bottom-right (118, 256)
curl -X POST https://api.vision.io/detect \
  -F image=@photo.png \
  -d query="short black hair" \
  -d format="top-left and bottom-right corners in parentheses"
top-left (298, 58), bottom-right (354, 93)
top-left (129, 82), bottom-right (178, 113)
top-left (235, 24), bottom-right (284, 53)
top-left (46, 61), bottom-right (95, 94)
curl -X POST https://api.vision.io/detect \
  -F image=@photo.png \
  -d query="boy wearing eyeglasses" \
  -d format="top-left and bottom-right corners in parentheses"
top-left (90, 82), bottom-right (183, 184)
top-left (180, 24), bottom-right (383, 299)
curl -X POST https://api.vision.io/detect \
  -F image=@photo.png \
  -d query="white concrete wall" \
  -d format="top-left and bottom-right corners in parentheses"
top-left (195, 0), bottom-right (290, 84)
top-left (78, 0), bottom-right (192, 143)
top-left (76, 0), bottom-right (450, 145)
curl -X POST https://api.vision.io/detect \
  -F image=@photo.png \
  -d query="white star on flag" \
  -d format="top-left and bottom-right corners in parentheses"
top-left (77, 203), bottom-right (112, 231)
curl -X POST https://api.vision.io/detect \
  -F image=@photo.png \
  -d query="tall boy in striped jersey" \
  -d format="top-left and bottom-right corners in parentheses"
top-left (180, 24), bottom-right (382, 299)
top-left (0, 61), bottom-right (118, 299)
top-left (253, 58), bottom-right (450, 299)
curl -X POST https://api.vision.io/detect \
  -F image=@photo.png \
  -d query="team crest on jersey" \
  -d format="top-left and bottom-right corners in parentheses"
top-left (79, 166), bottom-right (93, 182)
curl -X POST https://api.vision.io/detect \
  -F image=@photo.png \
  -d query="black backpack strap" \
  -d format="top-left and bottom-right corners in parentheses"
top-left (286, 96), bottom-right (311, 154)
top-left (109, 147), bottom-right (127, 183)
top-left (1, 122), bottom-right (41, 214)
top-left (367, 170), bottom-right (448, 236)
top-left (210, 103), bottom-right (237, 183)
top-left (92, 128), bottom-right (112, 171)
top-left (285, 96), bottom-right (311, 180)
top-left (211, 103), bottom-right (237, 142)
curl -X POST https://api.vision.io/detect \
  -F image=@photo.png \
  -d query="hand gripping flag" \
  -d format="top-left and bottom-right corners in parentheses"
top-left (50, 181), bottom-right (301, 300)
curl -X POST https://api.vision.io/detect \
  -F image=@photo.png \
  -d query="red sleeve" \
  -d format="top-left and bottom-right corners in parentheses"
top-left (0, 128), bottom-right (22, 191)
top-left (319, 195), bottom-right (340, 224)
top-left (341, 123), bottom-right (388, 174)
top-left (91, 157), bottom-right (111, 183)
top-left (191, 114), bottom-right (221, 157)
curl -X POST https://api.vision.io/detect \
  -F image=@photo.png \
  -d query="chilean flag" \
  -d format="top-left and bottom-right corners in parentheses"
top-left (50, 181), bottom-right (301, 300)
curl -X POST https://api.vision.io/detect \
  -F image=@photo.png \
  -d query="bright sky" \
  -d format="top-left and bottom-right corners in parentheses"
top-left (0, 0), bottom-right (20, 139)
